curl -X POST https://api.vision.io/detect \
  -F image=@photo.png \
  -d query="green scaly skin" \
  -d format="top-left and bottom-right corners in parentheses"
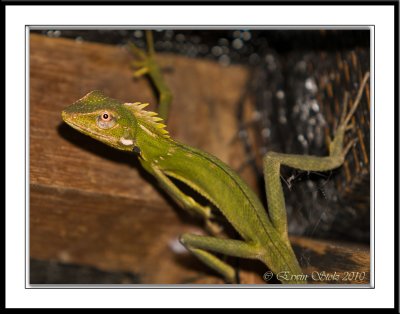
top-left (61, 33), bottom-right (369, 284)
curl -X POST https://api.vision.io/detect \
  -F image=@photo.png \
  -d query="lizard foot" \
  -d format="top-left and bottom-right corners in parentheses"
top-left (128, 31), bottom-right (156, 78)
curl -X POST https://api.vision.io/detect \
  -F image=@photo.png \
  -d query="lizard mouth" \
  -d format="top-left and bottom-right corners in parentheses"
top-left (62, 111), bottom-right (118, 145)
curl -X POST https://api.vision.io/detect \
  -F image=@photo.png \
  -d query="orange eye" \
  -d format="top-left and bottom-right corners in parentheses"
top-left (101, 112), bottom-right (112, 121)
top-left (97, 111), bottom-right (116, 129)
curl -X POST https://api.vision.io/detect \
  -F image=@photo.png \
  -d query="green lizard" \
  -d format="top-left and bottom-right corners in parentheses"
top-left (61, 31), bottom-right (370, 284)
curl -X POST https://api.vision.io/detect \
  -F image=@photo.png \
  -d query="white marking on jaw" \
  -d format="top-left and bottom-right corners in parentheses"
top-left (139, 124), bottom-right (156, 137)
top-left (119, 137), bottom-right (134, 146)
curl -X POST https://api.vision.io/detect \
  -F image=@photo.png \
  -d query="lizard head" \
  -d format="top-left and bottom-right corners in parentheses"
top-left (62, 91), bottom-right (144, 152)
top-left (62, 91), bottom-right (170, 152)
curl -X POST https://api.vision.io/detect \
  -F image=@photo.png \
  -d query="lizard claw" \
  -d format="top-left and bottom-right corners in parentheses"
top-left (205, 219), bottom-right (225, 236)
top-left (128, 41), bottom-right (147, 60)
top-left (132, 66), bottom-right (149, 78)
top-left (128, 42), bottom-right (151, 78)
top-left (128, 31), bottom-right (156, 79)
top-left (341, 72), bottom-right (370, 130)
top-left (345, 122), bottom-right (355, 132)
top-left (343, 138), bottom-right (358, 157)
top-left (329, 72), bottom-right (369, 157)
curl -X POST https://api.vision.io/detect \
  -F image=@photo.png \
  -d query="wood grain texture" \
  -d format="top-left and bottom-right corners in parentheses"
top-left (29, 34), bottom-right (370, 284)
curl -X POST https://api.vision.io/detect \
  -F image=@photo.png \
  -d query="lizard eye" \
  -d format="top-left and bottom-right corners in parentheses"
top-left (97, 111), bottom-right (116, 129)
top-left (102, 113), bottom-right (111, 121)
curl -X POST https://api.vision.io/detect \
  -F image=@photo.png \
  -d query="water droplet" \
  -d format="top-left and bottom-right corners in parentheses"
top-left (233, 30), bottom-right (241, 38)
top-left (305, 77), bottom-right (318, 93)
top-left (219, 54), bottom-right (230, 66)
top-left (252, 111), bottom-right (261, 121)
top-left (199, 44), bottom-right (209, 54)
top-left (265, 54), bottom-right (274, 64)
top-left (211, 46), bottom-right (223, 56)
top-left (249, 53), bottom-right (260, 65)
top-left (276, 90), bottom-right (285, 100)
top-left (261, 128), bottom-right (271, 138)
top-left (232, 38), bottom-right (243, 50)
top-left (311, 100), bottom-right (320, 112)
top-left (296, 60), bottom-right (307, 72)
top-left (242, 31), bottom-right (252, 41)
top-left (165, 30), bottom-right (174, 39)
top-left (133, 30), bottom-right (143, 38)
top-left (218, 38), bottom-right (229, 46)
top-left (175, 33), bottom-right (185, 42)
top-left (279, 116), bottom-right (287, 124)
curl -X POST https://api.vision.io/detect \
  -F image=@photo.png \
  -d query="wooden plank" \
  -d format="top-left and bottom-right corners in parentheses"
top-left (29, 34), bottom-right (370, 284)
top-left (30, 184), bottom-right (213, 284)
top-left (30, 182), bottom-right (370, 285)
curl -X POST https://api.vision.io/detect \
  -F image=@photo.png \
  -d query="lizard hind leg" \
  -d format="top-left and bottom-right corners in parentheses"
top-left (183, 246), bottom-right (237, 284)
top-left (179, 233), bottom-right (261, 283)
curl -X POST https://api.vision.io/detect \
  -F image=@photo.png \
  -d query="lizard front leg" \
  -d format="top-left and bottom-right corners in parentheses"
top-left (140, 160), bottom-right (224, 235)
